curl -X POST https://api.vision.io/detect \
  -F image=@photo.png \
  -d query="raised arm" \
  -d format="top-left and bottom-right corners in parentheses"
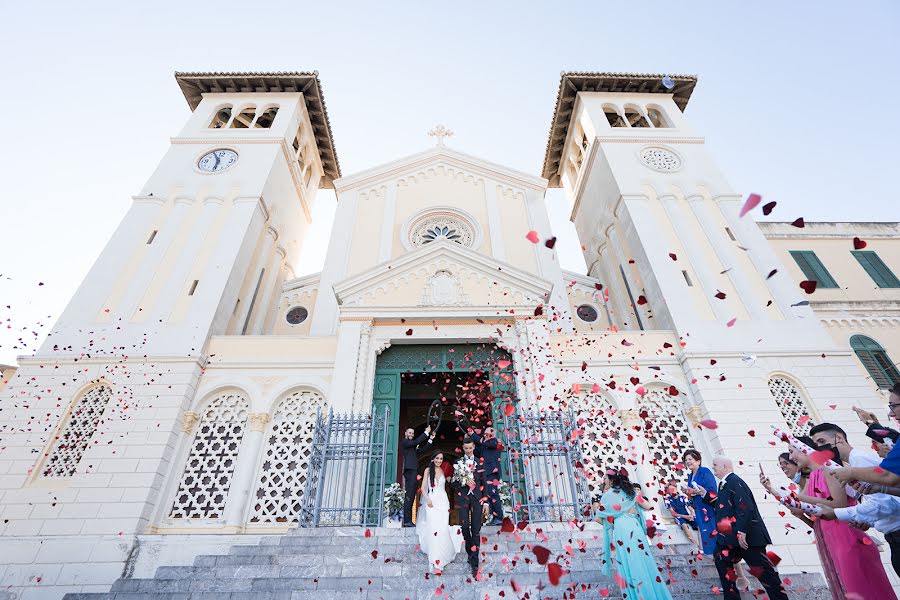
top-left (832, 466), bottom-right (900, 488)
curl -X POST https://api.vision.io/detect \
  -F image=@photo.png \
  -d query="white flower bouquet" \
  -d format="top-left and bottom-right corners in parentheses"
top-left (451, 458), bottom-right (475, 489)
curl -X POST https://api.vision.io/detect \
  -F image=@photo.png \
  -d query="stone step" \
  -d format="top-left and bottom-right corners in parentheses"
top-left (62, 526), bottom-right (831, 600)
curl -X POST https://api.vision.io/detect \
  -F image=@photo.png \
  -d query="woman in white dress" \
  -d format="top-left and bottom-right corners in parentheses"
top-left (416, 451), bottom-right (464, 573)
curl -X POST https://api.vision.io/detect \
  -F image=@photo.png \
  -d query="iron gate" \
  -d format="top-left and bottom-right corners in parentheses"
top-left (300, 406), bottom-right (390, 527)
top-left (503, 408), bottom-right (590, 522)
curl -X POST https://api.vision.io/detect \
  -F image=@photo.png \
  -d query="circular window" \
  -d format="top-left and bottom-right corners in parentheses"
top-left (404, 208), bottom-right (480, 251)
top-left (576, 304), bottom-right (599, 323)
top-left (286, 306), bottom-right (309, 325)
top-left (639, 146), bottom-right (682, 172)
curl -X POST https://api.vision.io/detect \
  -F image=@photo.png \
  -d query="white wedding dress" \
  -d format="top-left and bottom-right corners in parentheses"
top-left (416, 471), bottom-right (464, 572)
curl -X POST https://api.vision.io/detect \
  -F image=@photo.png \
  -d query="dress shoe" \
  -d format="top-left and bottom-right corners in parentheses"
top-left (489, 518), bottom-right (504, 526)
top-left (402, 521), bottom-right (414, 528)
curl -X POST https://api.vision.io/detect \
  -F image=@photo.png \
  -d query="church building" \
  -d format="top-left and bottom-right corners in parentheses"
top-left (0, 71), bottom-right (897, 598)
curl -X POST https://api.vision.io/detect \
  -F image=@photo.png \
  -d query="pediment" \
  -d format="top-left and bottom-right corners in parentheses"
top-left (333, 240), bottom-right (553, 312)
top-left (333, 146), bottom-right (548, 194)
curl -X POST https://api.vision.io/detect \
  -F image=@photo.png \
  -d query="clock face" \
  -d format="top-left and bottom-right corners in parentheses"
top-left (198, 149), bottom-right (238, 172)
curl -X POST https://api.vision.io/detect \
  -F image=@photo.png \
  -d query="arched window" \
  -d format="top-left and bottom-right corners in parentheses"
top-left (229, 105), bottom-right (256, 129)
top-left (624, 106), bottom-right (650, 128)
top-left (646, 106), bottom-right (671, 128)
top-left (208, 105), bottom-right (232, 129)
top-left (169, 392), bottom-right (249, 519)
top-left (254, 106), bottom-right (279, 128)
top-left (603, 104), bottom-right (627, 128)
top-left (639, 388), bottom-right (693, 488)
top-left (249, 390), bottom-right (326, 524)
top-left (567, 392), bottom-right (627, 498)
top-left (851, 335), bottom-right (900, 389)
top-left (40, 384), bottom-right (112, 477)
top-left (768, 376), bottom-right (814, 436)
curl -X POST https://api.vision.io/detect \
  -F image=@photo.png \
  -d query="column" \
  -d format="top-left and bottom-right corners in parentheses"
top-left (659, 195), bottom-right (728, 320)
top-left (329, 321), bottom-right (365, 412)
top-left (246, 227), bottom-right (280, 334)
top-left (686, 196), bottom-right (768, 320)
top-left (223, 412), bottom-right (270, 531)
top-left (352, 321), bottom-right (374, 411)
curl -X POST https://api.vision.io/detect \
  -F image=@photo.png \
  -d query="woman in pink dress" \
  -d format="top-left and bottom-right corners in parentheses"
top-left (789, 437), bottom-right (895, 600)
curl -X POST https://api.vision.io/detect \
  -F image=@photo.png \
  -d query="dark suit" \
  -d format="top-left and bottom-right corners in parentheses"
top-left (471, 432), bottom-right (504, 522)
top-left (401, 431), bottom-right (431, 524)
top-left (452, 454), bottom-right (487, 569)
top-left (703, 472), bottom-right (788, 600)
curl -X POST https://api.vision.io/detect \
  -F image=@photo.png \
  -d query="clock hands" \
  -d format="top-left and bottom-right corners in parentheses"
top-left (212, 151), bottom-right (221, 170)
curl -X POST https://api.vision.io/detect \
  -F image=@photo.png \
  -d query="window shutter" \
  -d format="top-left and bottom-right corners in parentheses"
top-left (852, 251), bottom-right (900, 288)
top-left (789, 251), bottom-right (839, 288)
top-left (851, 335), bottom-right (900, 389)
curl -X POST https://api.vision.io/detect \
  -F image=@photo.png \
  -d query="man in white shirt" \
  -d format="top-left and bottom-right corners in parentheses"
top-left (811, 422), bottom-right (900, 576)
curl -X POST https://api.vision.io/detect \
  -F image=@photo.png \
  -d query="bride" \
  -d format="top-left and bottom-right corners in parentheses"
top-left (416, 451), bottom-right (464, 573)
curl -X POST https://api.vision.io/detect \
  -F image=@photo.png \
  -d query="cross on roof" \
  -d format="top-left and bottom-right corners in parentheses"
top-left (428, 124), bottom-right (454, 147)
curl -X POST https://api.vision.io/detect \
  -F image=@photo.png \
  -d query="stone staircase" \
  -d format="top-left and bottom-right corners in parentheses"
top-left (63, 524), bottom-right (830, 600)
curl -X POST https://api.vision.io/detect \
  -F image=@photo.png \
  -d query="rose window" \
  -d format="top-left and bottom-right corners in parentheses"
top-left (409, 212), bottom-right (477, 249)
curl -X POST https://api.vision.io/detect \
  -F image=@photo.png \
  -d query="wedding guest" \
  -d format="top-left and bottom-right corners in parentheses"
top-left (594, 469), bottom-right (673, 600)
top-left (777, 452), bottom-right (808, 489)
top-left (401, 425), bottom-right (434, 527)
top-left (469, 426), bottom-right (504, 525)
top-left (833, 384), bottom-right (900, 489)
top-left (663, 480), bottom-right (698, 548)
top-left (695, 457), bottom-right (788, 600)
top-left (682, 449), bottom-right (716, 555)
top-left (787, 437), bottom-right (895, 599)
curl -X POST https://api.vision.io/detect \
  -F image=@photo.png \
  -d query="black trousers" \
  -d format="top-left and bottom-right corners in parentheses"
top-left (457, 493), bottom-right (483, 565)
top-left (403, 469), bottom-right (417, 523)
top-left (886, 529), bottom-right (900, 577)
top-left (484, 477), bottom-right (504, 521)
top-left (714, 545), bottom-right (788, 600)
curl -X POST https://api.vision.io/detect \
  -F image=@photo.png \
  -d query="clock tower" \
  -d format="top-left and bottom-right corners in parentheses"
top-left (40, 72), bottom-right (340, 358)
top-left (0, 72), bottom-right (339, 541)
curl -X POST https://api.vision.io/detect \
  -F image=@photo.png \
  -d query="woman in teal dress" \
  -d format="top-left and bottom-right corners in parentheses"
top-left (594, 469), bottom-right (672, 600)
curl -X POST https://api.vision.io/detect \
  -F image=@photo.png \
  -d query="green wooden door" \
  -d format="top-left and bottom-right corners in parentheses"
top-left (371, 372), bottom-right (400, 499)
top-left (491, 363), bottom-right (526, 513)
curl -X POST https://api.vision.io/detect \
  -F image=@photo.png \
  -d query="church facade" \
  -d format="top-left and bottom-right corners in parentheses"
top-left (0, 71), bottom-right (898, 598)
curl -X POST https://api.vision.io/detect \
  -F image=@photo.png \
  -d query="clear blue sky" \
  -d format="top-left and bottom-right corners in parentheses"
top-left (1, 1), bottom-right (898, 364)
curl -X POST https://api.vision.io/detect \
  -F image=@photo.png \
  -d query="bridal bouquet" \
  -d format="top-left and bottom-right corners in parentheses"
top-left (451, 459), bottom-right (475, 489)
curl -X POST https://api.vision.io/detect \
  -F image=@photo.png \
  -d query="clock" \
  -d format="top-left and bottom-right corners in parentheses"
top-left (198, 149), bottom-right (238, 172)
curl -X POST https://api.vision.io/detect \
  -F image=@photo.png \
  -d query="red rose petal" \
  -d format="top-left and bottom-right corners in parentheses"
top-left (548, 562), bottom-right (565, 586)
top-left (699, 419), bottom-right (718, 429)
top-left (533, 545), bottom-right (551, 565)
top-left (739, 193), bottom-right (762, 218)
top-left (799, 280), bottom-right (817, 294)
top-left (853, 237), bottom-right (867, 250)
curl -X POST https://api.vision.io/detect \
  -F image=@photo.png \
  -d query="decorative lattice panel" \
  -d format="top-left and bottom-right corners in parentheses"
top-left (568, 393), bottom-right (627, 498)
top-left (169, 393), bottom-right (249, 519)
top-left (768, 377), bottom-right (813, 436)
top-left (640, 388), bottom-right (693, 489)
top-left (639, 146), bottom-right (682, 172)
top-left (250, 390), bottom-right (325, 524)
top-left (41, 385), bottom-right (112, 477)
top-left (376, 344), bottom-right (512, 372)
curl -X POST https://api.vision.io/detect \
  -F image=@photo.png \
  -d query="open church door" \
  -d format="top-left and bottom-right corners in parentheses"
top-left (369, 373), bottom-right (400, 515)
top-left (490, 356), bottom-right (526, 517)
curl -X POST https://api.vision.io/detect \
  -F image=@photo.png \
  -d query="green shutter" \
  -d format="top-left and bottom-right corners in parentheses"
top-left (851, 335), bottom-right (900, 389)
top-left (789, 251), bottom-right (839, 288)
top-left (852, 251), bottom-right (900, 288)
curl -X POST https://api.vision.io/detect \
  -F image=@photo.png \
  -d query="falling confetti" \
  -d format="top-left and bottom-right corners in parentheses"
top-left (762, 201), bottom-right (777, 215)
top-left (791, 217), bottom-right (805, 228)
top-left (525, 230), bottom-right (540, 243)
top-left (853, 237), bottom-right (867, 250)
top-left (799, 280), bottom-right (817, 294)
top-left (739, 193), bottom-right (762, 218)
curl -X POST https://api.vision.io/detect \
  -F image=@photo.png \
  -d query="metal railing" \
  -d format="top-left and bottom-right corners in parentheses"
top-left (300, 406), bottom-right (389, 527)
top-left (504, 407), bottom-right (590, 523)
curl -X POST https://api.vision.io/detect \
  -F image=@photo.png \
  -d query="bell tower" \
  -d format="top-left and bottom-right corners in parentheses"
top-left (542, 72), bottom-right (828, 353)
top-left (0, 73), bottom-right (339, 543)
top-left (540, 72), bottom-right (879, 467)
top-left (40, 72), bottom-right (340, 357)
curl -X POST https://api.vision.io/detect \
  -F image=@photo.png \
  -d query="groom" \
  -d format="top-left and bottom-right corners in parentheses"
top-left (453, 437), bottom-right (488, 575)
